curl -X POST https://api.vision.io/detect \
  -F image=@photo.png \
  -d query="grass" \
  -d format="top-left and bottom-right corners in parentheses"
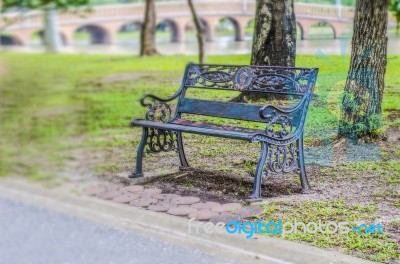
top-left (0, 52), bottom-right (399, 262)
top-left (0, 53), bottom-right (399, 179)
top-left (259, 199), bottom-right (399, 262)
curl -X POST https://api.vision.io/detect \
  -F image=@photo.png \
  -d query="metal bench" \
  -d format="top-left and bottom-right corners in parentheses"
top-left (130, 63), bottom-right (318, 202)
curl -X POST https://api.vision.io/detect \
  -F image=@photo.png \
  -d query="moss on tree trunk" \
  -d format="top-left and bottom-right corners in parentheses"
top-left (339, 0), bottom-right (388, 138)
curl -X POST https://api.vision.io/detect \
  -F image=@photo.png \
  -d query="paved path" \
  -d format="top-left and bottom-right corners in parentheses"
top-left (0, 180), bottom-right (376, 264)
top-left (0, 196), bottom-right (241, 264)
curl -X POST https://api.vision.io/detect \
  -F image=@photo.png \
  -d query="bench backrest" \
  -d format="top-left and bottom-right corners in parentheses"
top-left (176, 64), bottom-right (318, 127)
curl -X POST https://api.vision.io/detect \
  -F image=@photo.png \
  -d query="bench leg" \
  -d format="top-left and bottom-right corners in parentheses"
top-left (297, 136), bottom-right (311, 193)
top-left (176, 132), bottom-right (190, 169)
top-left (246, 142), bottom-right (268, 203)
top-left (129, 127), bottom-right (148, 178)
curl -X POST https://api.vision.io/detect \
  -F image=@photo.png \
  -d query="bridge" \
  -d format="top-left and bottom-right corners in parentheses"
top-left (0, 0), bottom-right (396, 46)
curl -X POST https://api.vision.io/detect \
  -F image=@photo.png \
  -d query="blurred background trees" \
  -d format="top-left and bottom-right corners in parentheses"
top-left (140, 0), bottom-right (158, 56)
top-left (390, 0), bottom-right (400, 34)
top-left (2, 0), bottom-right (89, 52)
top-left (187, 0), bottom-right (205, 63)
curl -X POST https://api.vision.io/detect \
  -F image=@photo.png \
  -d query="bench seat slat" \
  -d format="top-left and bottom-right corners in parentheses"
top-left (178, 98), bottom-right (265, 122)
top-left (131, 119), bottom-right (257, 141)
top-left (170, 119), bottom-right (265, 134)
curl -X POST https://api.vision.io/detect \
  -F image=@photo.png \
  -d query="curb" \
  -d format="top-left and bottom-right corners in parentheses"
top-left (0, 178), bottom-right (376, 264)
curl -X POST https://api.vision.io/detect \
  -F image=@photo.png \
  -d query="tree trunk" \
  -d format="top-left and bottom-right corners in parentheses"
top-left (232, 0), bottom-right (296, 102)
top-left (250, 0), bottom-right (296, 66)
top-left (339, 0), bottom-right (388, 138)
top-left (187, 0), bottom-right (205, 64)
top-left (44, 6), bottom-right (62, 53)
top-left (140, 0), bottom-right (157, 56)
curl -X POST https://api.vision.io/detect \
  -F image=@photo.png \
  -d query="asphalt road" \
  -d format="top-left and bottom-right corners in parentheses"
top-left (0, 196), bottom-right (241, 264)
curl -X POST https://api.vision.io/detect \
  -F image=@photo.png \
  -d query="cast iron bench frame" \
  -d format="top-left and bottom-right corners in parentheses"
top-left (130, 63), bottom-right (318, 202)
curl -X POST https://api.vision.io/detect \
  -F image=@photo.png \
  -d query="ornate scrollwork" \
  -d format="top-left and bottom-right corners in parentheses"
top-left (234, 66), bottom-right (254, 91)
top-left (262, 110), bottom-right (294, 139)
top-left (145, 99), bottom-right (173, 123)
top-left (185, 64), bottom-right (315, 95)
top-left (267, 143), bottom-right (298, 173)
top-left (146, 128), bottom-right (177, 153)
top-left (186, 65), bottom-right (236, 89)
top-left (252, 74), bottom-right (302, 93)
top-left (201, 71), bottom-right (232, 83)
top-left (142, 98), bottom-right (176, 153)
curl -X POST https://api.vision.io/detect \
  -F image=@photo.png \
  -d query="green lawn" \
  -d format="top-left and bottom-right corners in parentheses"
top-left (0, 53), bottom-right (399, 179)
top-left (0, 52), bottom-right (399, 262)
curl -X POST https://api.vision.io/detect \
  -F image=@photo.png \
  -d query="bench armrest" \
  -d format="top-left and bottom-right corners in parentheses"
top-left (256, 95), bottom-right (309, 142)
top-left (259, 94), bottom-right (307, 119)
top-left (140, 93), bottom-right (180, 107)
top-left (138, 90), bottom-right (182, 123)
top-left (137, 63), bottom-right (194, 123)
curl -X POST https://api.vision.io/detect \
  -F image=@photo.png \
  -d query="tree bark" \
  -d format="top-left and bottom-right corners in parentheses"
top-left (232, 0), bottom-right (296, 102)
top-left (339, 0), bottom-right (388, 138)
top-left (187, 0), bottom-right (205, 64)
top-left (250, 0), bottom-right (296, 66)
top-left (140, 0), bottom-right (157, 56)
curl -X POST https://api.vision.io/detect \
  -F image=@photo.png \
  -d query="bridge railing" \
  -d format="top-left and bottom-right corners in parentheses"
top-left (89, 1), bottom-right (355, 19)
top-left (0, 0), bottom-right (395, 31)
top-left (294, 3), bottom-right (354, 20)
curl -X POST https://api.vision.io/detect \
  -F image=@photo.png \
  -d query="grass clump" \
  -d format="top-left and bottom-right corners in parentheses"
top-left (260, 199), bottom-right (400, 263)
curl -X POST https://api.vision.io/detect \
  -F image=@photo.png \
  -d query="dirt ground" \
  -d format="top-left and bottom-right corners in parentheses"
top-left (60, 124), bottom-right (399, 234)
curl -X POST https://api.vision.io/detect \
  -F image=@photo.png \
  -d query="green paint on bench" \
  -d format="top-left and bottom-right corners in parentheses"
top-left (178, 98), bottom-right (265, 122)
top-left (130, 63), bottom-right (319, 202)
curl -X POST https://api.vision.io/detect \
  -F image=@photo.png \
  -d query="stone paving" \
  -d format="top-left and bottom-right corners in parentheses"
top-left (83, 183), bottom-right (264, 224)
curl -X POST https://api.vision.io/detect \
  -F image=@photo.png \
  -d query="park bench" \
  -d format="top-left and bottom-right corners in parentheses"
top-left (130, 63), bottom-right (318, 202)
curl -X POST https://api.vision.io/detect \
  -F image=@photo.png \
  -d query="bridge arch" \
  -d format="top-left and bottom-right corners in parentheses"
top-left (0, 33), bottom-right (23, 45)
top-left (118, 21), bottom-right (142, 33)
top-left (185, 18), bottom-right (213, 42)
top-left (216, 17), bottom-right (243, 41)
top-left (156, 19), bottom-right (182, 43)
top-left (31, 30), bottom-right (67, 45)
top-left (74, 24), bottom-right (111, 44)
top-left (296, 21), bottom-right (305, 40)
top-left (308, 21), bottom-right (337, 39)
top-left (117, 21), bottom-right (142, 44)
top-left (1, 2), bottom-right (361, 45)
